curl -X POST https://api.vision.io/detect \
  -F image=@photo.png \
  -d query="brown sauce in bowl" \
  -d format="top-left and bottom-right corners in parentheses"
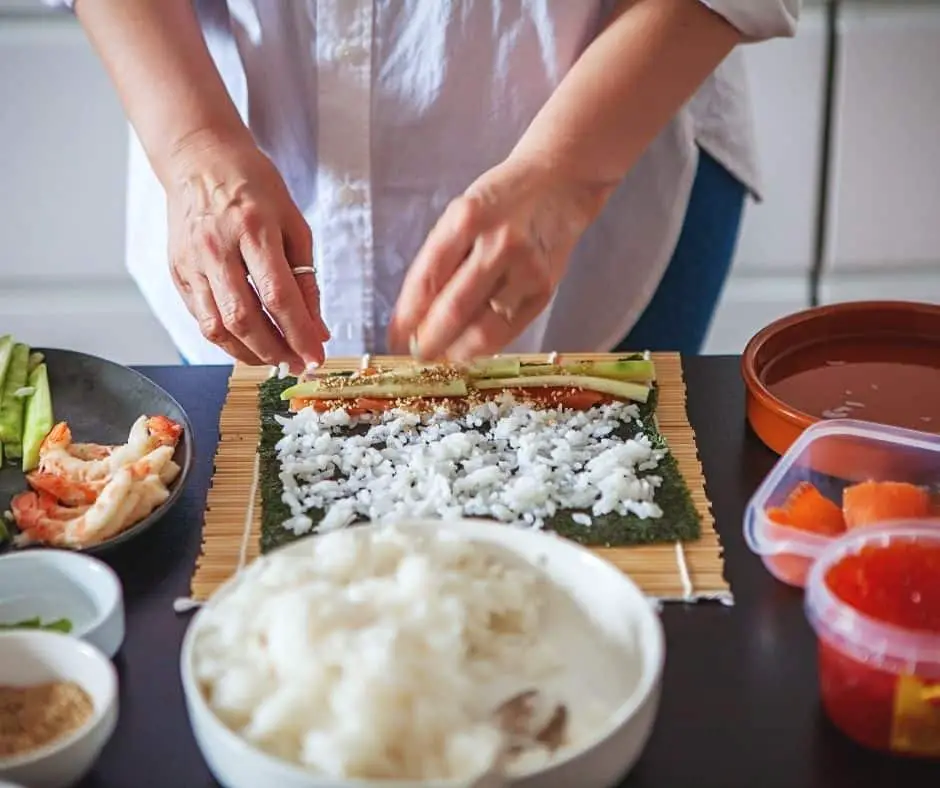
top-left (763, 337), bottom-right (940, 433)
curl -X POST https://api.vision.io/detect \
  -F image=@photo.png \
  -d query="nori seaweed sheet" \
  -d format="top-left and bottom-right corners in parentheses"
top-left (258, 375), bottom-right (701, 552)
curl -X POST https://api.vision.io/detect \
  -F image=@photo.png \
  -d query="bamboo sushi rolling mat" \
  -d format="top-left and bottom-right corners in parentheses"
top-left (191, 353), bottom-right (731, 605)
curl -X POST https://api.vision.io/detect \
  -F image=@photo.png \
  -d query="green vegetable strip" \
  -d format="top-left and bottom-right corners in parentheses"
top-left (0, 617), bottom-right (73, 633)
top-left (0, 343), bottom-right (29, 456)
top-left (27, 351), bottom-right (44, 373)
top-left (0, 335), bottom-right (13, 393)
top-left (21, 363), bottom-right (54, 472)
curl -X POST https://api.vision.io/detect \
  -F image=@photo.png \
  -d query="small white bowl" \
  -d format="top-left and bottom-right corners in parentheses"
top-left (0, 550), bottom-right (124, 658)
top-left (0, 630), bottom-right (119, 788)
top-left (181, 518), bottom-right (666, 788)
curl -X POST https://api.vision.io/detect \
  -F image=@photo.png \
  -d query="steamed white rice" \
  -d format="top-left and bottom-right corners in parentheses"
top-left (275, 394), bottom-right (666, 536)
top-left (191, 525), bottom-right (612, 780)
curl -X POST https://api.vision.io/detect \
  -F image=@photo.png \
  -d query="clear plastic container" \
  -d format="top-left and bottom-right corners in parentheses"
top-left (744, 418), bottom-right (940, 588)
top-left (804, 522), bottom-right (940, 758)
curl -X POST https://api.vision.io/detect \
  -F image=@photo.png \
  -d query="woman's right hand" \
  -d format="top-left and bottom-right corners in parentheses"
top-left (164, 130), bottom-right (329, 373)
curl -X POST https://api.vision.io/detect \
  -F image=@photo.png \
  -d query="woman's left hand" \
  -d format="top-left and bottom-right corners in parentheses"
top-left (387, 158), bottom-right (597, 361)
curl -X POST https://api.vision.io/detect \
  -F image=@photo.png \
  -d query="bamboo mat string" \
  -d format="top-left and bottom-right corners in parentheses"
top-left (238, 451), bottom-right (261, 571)
top-left (674, 541), bottom-right (694, 601)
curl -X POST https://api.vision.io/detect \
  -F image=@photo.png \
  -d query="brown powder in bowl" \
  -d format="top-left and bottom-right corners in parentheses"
top-left (0, 681), bottom-right (94, 759)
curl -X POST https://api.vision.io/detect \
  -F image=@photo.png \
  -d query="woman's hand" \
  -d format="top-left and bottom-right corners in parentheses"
top-left (388, 158), bottom-right (598, 361)
top-left (166, 131), bottom-right (329, 372)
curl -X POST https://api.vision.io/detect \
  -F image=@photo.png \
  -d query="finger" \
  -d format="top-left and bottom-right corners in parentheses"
top-left (281, 214), bottom-right (330, 344)
top-left (183, 272), bottom-right (263, 366)
top-left (447, 295), bottom-right (546, 361)
top-left (486, 272), bottom-right (532, 325)
top-left (412, 227), bottom-right (528, 360)
top-left (293, 271), bottom-right (330, 355)
top-left (240, 222), bottom-right (324, 367)
top-left (387, 196), bottom-right (484, 352)
top-left (204, 244), bottom-right (303, 370)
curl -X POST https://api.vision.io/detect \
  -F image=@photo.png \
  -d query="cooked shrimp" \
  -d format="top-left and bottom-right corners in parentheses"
top-left (69, 442), bottom-right (113, 461)
top-left (25, 471), bottom-right (99, 506)
top-left (28, 444), bottom-right (177, 508)
top-left (158, 459), bottom-right (181, 487)
top-left (146, 415), bottom-right (183, 447)
top-left (11, 470), bottom-right (138, 548)
top-left (121, 474), bottom-right (171, 529)
top-left (38, 416), bottom-right (183, 483)
top-left (11, 491), bottom-right (90, 532)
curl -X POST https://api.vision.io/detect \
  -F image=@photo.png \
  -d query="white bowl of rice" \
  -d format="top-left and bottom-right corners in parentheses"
top-left (180, 519), bottom-right (665, 788)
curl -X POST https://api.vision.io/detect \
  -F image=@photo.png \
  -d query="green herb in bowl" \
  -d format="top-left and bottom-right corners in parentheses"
top-left (0, 617), bottom-right (73, 633)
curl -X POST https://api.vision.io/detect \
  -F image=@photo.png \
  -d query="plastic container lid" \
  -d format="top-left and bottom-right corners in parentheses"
top-left (805, 521), bottom-right (940, 669)
top-left (743, 418), bottom-right (940, 588)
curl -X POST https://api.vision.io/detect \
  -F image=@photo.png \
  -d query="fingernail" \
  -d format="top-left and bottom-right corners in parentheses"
top-left (305, 359), bottom-right (321, 374)
top-left (408, 334), bottom-right (421, 360)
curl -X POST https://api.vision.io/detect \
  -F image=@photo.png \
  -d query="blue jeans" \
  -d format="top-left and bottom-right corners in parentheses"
top-left (615, 148), bottom-right (746, 355)
top-left (180, 149), bottom-right (744, 364)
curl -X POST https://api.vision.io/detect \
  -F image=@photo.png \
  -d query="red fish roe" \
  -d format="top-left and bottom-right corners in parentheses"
top-left (824, 540), bottom-right (940, 633)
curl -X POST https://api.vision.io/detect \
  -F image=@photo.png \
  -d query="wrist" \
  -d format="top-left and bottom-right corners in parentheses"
top-left (154, 122), bottom-right (254, 189)
top-left (502, 150), bottom-right (614, 230)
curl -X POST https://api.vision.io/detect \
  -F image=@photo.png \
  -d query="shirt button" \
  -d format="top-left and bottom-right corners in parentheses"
top-left (339, 183), bottom-right (365, 207)
top-left (336, 42), bottom-right (365, 64)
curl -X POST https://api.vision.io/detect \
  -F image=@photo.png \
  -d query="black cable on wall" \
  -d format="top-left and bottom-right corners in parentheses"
top-left (808, 0), bottom-right (843, 307)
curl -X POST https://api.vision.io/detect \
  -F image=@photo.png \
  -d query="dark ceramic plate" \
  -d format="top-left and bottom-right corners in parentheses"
top-left (0, 348), bottom-right (194, 554)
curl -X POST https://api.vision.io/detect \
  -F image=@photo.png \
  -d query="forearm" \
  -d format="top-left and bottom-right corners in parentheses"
top-left (510, 0), bottom-right (742, 218)
top-left (74, 0), bottom-right (250, 185)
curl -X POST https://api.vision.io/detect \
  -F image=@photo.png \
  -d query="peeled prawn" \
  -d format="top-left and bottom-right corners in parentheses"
top-left (37, 415), bottom-right (182, 483)
top-left (120, 474), bottom-right (170, 529)
top-left (25, 471), bottom-right (99, 506)
top-left (158, 459), bottom-right (181, 487)
top-left (11, 470), bottom-right (138, 547)
top-left (26, 444), bottom-right (177, 506)
top-left (13, 445), bottom-right (178, 547)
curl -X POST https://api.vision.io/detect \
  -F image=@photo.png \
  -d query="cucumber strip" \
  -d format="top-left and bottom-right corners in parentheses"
top-left (519, 358), bottom-right (656, 383)
top-left (282, 377), bottom-right (469, 401)
top-left (0, 336), bottom-right (13, 394)
top-left (22, 363), bottom-right (53, 473)
top-left (466, 357), bottom-right (521, 379)
top-left (473, 374), bottom-right (650, 404)
top-left (0, 343), bottom-right (29, 447)
top-left (27, 351), bottom-right (44, 373)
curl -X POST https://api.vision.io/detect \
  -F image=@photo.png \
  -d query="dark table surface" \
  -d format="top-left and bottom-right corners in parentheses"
top-left (75, 356), bottom-right (940, 788)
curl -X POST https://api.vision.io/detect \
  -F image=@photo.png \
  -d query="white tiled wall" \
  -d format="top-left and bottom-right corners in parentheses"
top-left (1, 3), bottom-right (939, 362)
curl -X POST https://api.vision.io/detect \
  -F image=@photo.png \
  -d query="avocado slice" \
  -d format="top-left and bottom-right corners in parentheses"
top-left (473, 375), bottom-right (650, 403)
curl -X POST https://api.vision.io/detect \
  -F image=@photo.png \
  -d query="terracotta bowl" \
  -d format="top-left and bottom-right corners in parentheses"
top-left (741, 301), bottom-right (940, 456)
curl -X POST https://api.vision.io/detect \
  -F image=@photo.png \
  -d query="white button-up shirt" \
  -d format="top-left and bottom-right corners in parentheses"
top-left (53, 0), bottom-right (799, 363)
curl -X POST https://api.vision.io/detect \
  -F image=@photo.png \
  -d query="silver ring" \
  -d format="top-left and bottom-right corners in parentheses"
top-left (488, 298), bottom-right (514, 324)
top-left (292, 266), bottom-right (317, 276)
